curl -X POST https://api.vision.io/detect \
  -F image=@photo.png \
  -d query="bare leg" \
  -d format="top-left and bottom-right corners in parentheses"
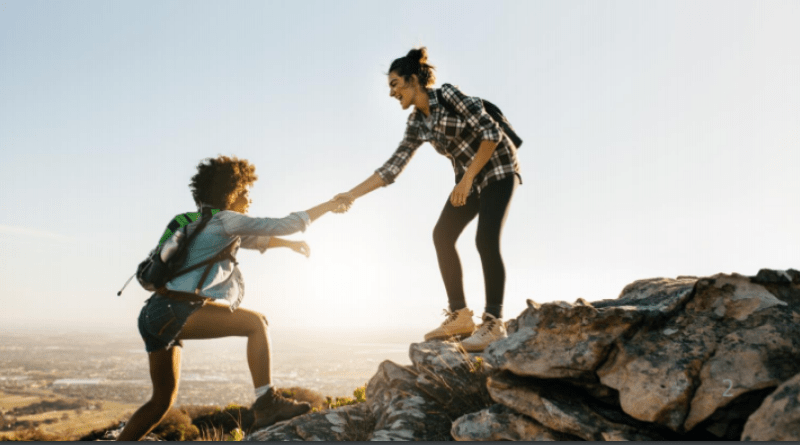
top-left (177, 301), bottom-right (271, 388)
top-left (117, 346), bottom-right (181, 441)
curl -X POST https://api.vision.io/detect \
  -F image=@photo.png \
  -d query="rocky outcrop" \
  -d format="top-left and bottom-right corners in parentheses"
top-left (248, 269), bottom-right (800, 441)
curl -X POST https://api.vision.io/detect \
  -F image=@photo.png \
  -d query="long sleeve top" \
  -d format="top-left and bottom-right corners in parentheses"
top-left (375, 83), bottom-right (521, 194)
top-left (164, 210), bottom-right (311, 310)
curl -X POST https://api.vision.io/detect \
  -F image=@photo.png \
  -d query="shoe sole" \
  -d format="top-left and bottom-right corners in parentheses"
top-left (424, 330), bottom-right (475, 342)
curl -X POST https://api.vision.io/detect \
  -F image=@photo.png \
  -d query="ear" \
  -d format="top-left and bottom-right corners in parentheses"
top-left (409, 74), bottom-right (419, 87)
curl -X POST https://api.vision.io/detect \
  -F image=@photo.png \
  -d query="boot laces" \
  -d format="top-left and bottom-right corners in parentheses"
top-left (441, 309), bottom-right (460, 325)
top-left (475, 317), bottom-right (498, 338)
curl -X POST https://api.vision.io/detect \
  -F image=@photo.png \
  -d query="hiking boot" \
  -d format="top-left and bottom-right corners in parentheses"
top-left (424, 308), bottom-right (476, 341)
top-left (461, 313), bottom-right (507, 352)
top-left (250, 387), bottom-right (311, 432)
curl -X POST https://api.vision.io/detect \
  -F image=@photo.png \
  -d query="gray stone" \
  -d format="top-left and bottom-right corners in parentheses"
top-left (487, 372), bottom-right (666, 441)
top-left (366, 360), bottom-right (451, 441)
top-left (484, 299), bottom-right (645, 380)
top-left (742, 372), bottom-right (800, 441)
top-left (246, 403), bottom-right (373, 441)
top-left (597, 272), bottom-right (800, 433)
top-left (451, 403), bottom-right (577, 441)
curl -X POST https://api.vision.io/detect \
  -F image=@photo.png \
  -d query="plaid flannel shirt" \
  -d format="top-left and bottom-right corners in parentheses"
top-left (375, 83), bottom-right (521, 194)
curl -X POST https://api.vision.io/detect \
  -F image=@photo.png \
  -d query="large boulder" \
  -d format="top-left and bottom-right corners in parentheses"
top-left (245, 269), bottom-right (800, 442)
top-left (488, 270), bottom-right (800, 438)
top-left (741, 372), bottom-right (800, 441)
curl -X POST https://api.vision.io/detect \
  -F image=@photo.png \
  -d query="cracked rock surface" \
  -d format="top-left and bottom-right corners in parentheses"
top-left (247, 269), bottom-right (800, 441)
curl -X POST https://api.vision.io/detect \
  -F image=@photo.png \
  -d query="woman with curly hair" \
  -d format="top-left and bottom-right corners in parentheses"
top-left (333, 47), bottom-right (522, 353)
top-left (117, 155), bottom-right (348, 441)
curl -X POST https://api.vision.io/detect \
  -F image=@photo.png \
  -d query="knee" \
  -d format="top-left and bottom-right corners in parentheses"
top-left (149, 390), bottom-right (177, 414)
top-left (246, 311), bottom-right (268, 333)
top-left (476, 234), bottom-right (499, 257)
top-left (433, 223), bottom-right (454, 249)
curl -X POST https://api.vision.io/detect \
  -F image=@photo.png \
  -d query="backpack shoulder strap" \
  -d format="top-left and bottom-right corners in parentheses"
top-left (436, 89), bottom-right (458, 116)
top-left (438, 89), bottom-right (523, 149)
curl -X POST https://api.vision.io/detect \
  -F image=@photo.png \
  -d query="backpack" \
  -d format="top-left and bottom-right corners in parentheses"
top-left (435, 89), bottom-right (523, 148)
top-left (117, 208), bottom-right (237, 296)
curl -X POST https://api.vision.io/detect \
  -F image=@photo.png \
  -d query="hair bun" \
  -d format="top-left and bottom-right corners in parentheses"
top-left (406, 47), bottom-right (428, 65)
top-left (390, 46), bottom-right (436, 88)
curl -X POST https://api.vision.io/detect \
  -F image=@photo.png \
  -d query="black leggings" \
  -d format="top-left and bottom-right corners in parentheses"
top-left (433, 175), bottom-right (518, 319)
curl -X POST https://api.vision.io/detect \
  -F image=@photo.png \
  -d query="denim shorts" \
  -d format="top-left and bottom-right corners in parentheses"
top-left (137, 293), bottom-right (207, 353)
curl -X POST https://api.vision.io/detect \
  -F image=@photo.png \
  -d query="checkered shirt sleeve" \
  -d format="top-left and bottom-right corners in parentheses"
top-left (375, 115), bottom-right (424, 185)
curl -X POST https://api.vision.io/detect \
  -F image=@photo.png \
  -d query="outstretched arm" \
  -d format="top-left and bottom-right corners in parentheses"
top-left (333, 172), bottom-right (386, 204)
top-left (268, 237), bottom-right (310, 257)
top-left (304, 199), bottom-right (345, 223)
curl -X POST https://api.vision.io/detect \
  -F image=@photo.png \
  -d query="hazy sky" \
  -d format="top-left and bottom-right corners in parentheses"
top-left (1, 0), bottom-right (798, 337)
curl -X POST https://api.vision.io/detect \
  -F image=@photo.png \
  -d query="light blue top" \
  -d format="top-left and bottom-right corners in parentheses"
top-left (164, 209), bottom-right (311, 310)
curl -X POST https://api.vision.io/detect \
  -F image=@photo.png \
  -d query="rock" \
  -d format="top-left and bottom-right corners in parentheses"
top-left (247, 419), bottom-right (304, 441)
top-left (684, 324), bottom-right (798, 430)
top-left (594, 276), bottom-right (699, 314)
top-left (742, 372), bottom-right (800, 441)
top-left (486, 372), bottom-right (668, 441)
top-left (596, 273), bottom-right (800, 433)
top-left (95, 422), bottom-right (161, 441)
top-left (242, 269), bottom-right (800, 443)
top-left (451, 403), bottom-right (577, 441)
top-left (409, 341), bottom-right (493, 417)
top-left (246, 403), bottom-right (372, 441)
top-left (366, 360), bottom-right (452, 441)
top-left (484, 300), bottom-right (646, 380)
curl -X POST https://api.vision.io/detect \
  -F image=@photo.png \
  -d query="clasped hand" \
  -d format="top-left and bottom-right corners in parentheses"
top-left (331, 192), bottom-right (355, 214)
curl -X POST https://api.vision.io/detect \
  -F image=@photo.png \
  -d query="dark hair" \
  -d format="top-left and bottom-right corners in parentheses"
top-left (389, 47), bottom-right (436, 88)
top-left (189, 155), bottom-right (258, 210)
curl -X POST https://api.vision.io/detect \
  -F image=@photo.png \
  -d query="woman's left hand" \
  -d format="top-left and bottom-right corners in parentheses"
top-left (289, 241), bottom-right (310, 257)
top-left (450, 178), bottom-right (472, 207)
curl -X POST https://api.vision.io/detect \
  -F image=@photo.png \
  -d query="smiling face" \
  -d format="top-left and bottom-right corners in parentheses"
top-left (388, 72), bottom-right (420, 110)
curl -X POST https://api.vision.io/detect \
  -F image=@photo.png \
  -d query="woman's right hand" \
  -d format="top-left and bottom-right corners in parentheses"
top-left (332, 193), bottom-right (355, 213)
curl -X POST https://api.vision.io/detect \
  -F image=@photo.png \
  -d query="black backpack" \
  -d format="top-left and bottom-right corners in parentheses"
top-left (117, 209), bottom-right (236, 296)
top-left (436, 89), bottom-right (523, 148)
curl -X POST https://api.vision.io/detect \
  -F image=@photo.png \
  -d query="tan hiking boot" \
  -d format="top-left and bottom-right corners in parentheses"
top-left (461, 313), bottom-right (507, 352)
top-left (424, 308), bottom-right (476, 341)
top-left (250, 387), bottom-right (311, 432)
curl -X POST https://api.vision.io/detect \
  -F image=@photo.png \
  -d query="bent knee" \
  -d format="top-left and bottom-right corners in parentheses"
top-left (242, 310), bottom-right (268, 332)
top-left (149, 392), bottom-right (177, 413)
top-left (433, 224), bottom-right (456, 247)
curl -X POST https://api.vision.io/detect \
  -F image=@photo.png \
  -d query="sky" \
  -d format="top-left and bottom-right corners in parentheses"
top-left (1, 0), bottom-right (799, 337)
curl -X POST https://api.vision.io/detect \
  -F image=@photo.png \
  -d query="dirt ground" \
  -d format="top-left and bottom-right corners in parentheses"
top-left (0, 390), bottom-right (139, 440)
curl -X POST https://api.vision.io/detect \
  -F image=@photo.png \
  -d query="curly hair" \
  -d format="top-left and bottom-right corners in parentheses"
top-left (389, 47), bottom-right (436, 88)
top-left (189, 155), bottom-right (258, 210)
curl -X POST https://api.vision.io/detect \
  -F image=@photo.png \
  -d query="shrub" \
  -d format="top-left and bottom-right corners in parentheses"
top-left (152, 408), bottom-right (199, 441)
top-left (323, 384), bottom-right (368, 410)
top-left (279, 386), bottom-right (326, 411)
top-left (191, 404), bottom-right (251, 437)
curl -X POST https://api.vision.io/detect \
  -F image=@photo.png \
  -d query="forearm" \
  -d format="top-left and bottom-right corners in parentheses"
top-left (305, 201), bottom-right (337, 223)
top-left (463, 140), bottom-right (499, 182)
top-left (267, 237), bottom-right (292, 249)
top-left (348, 173), bottom-right (386, 199)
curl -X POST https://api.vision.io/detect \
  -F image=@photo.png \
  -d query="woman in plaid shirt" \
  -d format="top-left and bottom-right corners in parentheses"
top-left (334, 47), bottom-right (521, 352)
